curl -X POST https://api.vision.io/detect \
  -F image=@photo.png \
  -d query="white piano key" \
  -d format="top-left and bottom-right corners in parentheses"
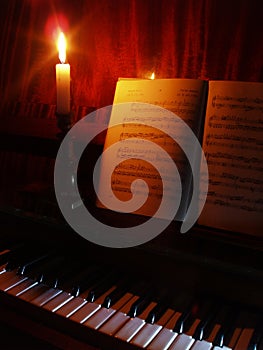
top-left (114, 301), bottom-right (157, 342)
top-left (163, 311), bottom-right (182, 330)
top-left (3, 276), bottom-right (28, 291)
top-left (0, 269), bottom-right (16, 282)
top-left (84, 307), bottom-right (116, 329)
top-left (115, 316), bottom-right (146, 342)
top-left (83, 292), bottom-right (133, 330)
top-left (147, 328), bottom-right (178, 350)
top-left (55, 297), bottom-right (87, 318)
top-left (68, 284), bottom-right (117, 323)
top-left (190, 339), bottom-right (213, 350)
top-left (130, 322), bottom-right (162, 348)
top-left (19, 283), bottom-right (50, 301)
top-left (0, 265), bottom-right (7, 274)
top-left (228, 327), bottom-right (242, 348)
top-left (205, 323), bottom-right (221, 343)
top-left (233, 328), bottom-right (254, 350)
top-left (0, 270), bottom-right (28, 291)
top-left (99, 295), bottom-right (140, 336)
top-left (107, 292), bottom-right (134, 312)
top-left (157, 308), bottom-right (177, 326)
top-left (185, 318), bottom-right (201, 336)
top-left (0, 265), bottom-right (5, 272)
top-left (0, 250), bottom-right (10, 270)
top-left (130, 308), bottom-right (176, 348)
top-left (168, 333), bottom-right (195, 350)
top-left (99, 311), bottom-right (130, 336)
top-left (69, 302), bottom-right (101, 323)
top-left (7, 278), bottom-right (38, 296)
top-left (30, 288), bottom-right (63, 306)
top-left (213, 346), bottom-right (232, 350)
top-left (42, 291), bottom-right (74, 312)
top-left (147, 311), bottom-right (181, 350)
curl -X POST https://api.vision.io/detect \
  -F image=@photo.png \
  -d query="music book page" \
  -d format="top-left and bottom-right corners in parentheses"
top-left (97, 78), bottom-right (207, 220)
top-left (199, 81), bottom-right (263, 236)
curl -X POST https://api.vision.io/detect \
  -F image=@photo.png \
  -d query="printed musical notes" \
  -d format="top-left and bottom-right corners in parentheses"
top-left (97, 78), bottom-right (207, 220)
top-left (97, 78), bottom-right (263, 237)
top-left (199, 81), bottom-right (263, 236)
top-left (211, 94), bottom-right (263, 112)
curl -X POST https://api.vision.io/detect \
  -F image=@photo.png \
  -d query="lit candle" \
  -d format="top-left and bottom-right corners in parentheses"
top-left (56, 32), bottom-right (70, 114)
top-left (150, 72), bottom-right (155, 80)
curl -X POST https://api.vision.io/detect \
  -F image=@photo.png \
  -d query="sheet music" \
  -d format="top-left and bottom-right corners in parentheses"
top-left (97, 78), bottom-right (206, 220)
top-left (199, 81), bottom-right (263, 236)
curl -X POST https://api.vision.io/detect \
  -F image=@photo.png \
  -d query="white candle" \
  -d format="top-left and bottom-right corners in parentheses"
top-left (56, 32), bottom-right (70, 114)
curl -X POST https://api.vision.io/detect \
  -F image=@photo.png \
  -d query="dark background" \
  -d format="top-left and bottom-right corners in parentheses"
top-left (0, 0), bottom-right (262, 117)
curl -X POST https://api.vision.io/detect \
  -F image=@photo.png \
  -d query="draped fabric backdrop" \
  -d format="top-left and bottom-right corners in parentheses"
top-left (0, 0), bottom-right (262, 115)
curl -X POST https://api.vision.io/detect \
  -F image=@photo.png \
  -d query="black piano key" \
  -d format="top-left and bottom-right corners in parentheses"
top-left (145, 299), bottom-right (170, 324)
top-left (17, 251), bottom-right (51, 275)
top-left (58, 262), bottom-right (98, 292)
top-left (213, 306), bottom-right (239, 347)
top-left (201, 304), bottom-right (229, 344)
top-left (41, 258), bottom-right (83, 289)
top-left (40, 259), bottom-right (67, 288)
top-left (0, 240), bottom-right (23, 254)
top-left (71, 267), bottom-right (104, 297)
top-left (220, 307), bottom-right (259, 349)
top-left (102, 278), bottom-right (131, 308)
top-left (6, 245), bottom-right (49, 272)
top-left (127, 292), bottom-right (153, 318)
top-left (82, 291), bottom-right (134, 330)
top-left (0, 237), bottom-right (17, 251)
top-left (0, 250), bottom-right (12, 266)
top-left (192, 300), bottom-right (220, 340)
top-left (246, 316), bottom-right (263, 350)
top-left (0, 242), bottom-right (7, 252)
top-left (99, 296), bottom-right (143, 336)
top-left (248, 331), bottom-right (263, 350)
top-left (129, 303), bottom-right (174, 348)
top-left (69, 281), bottom-right (118, 324)
top-left (54, 261), bottom-right (87, 290)
top-left (36, 255), bottom-right (65, 283)
top-left (87, 271), bottom-right (120, 302)
top-left (113, 282), bottom-right (157, 342)
top-left (4, 244), bottom-right (28, 271)
top-left (173, 298), bottom-right (199, 334)
top-left (98, 280), bottom-right (153, 337)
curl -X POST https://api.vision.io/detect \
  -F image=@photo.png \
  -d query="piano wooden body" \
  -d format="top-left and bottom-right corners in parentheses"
top-left (0, 124), bottom-right (262, 350)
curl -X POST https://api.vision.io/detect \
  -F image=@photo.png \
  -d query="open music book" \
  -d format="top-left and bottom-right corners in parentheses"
top-left (97, 78), bottom-right (263, 236)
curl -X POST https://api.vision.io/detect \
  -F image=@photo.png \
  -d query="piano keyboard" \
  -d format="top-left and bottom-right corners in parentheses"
top-left (0, 242), bottom-right (262, 350)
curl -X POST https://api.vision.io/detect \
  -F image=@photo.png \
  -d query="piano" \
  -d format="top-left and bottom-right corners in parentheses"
top-left (0, 107), bottom-right (262, 350)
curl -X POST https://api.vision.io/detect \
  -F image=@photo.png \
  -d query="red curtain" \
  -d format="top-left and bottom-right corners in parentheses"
top-left (0, 0), bottom-right (262, 111)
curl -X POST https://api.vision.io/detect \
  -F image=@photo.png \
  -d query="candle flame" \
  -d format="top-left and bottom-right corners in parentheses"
top-left (150, 72), bottom-right (155, 80)
top-left (57, 32), bottom-right (67, 63)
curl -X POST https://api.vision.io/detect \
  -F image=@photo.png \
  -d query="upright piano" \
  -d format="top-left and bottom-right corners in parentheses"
top-left (0, 103), bottom-right (262, 350)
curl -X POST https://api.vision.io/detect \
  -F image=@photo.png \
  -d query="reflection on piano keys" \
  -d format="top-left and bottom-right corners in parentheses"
top-left (0, 241), bottom-right (262, 350)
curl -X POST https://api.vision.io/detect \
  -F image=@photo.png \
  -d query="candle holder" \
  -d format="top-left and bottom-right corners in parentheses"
top-left (56, 111), bottom-right (74, 139)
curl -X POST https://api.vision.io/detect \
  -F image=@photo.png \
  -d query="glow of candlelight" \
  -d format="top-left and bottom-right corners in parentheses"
top-left (56, 31), bottom-right (70, 114)
top-left (57, 32), bottom-right (67, 63)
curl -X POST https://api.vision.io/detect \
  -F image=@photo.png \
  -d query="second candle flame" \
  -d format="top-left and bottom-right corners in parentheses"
top-left (57, 32), bottom-right (67, 63)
